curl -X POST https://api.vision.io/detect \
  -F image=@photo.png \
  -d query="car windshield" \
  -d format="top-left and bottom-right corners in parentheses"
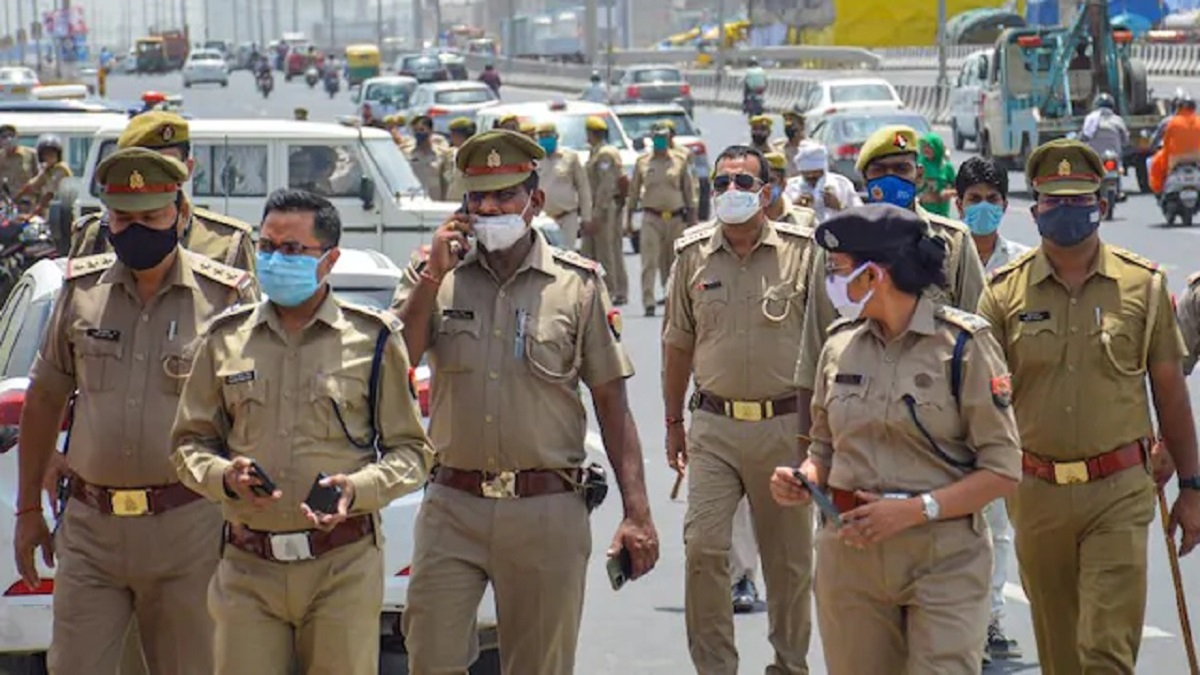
top-left (0, 69), bottom-right (35, 83)
top-left (833, 115), bottom-right (932, 142)
top-left (632, 69), bottom-right (682, 83)
top-left (6, 298), bottom-right (51, 378)
top-left (410, 58), bottom-right (440, 71)
top-left (435, 87), bottom-right (494, 105)
top-left (365, 82), bottom-right (412, 105)
top-left (618, 112), bottom-right (695, 138)
top-left (830, 83), bottom-right (895, 104)
top-left (363, 138), bottom-right (425, 196)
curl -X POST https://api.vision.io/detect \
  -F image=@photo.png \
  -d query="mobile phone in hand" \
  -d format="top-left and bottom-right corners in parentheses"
top-left (304, 473), bottom-right (342, 515)
top-left (792, 469), bottom-right (843, 528)
top-left (248, 460), bottom-right (277, 498)
top-left (606, 548), bottom-right (633, 591)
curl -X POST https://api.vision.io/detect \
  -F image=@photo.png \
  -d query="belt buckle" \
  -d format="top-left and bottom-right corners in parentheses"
top-left (661, 209), bottom-right (673, 220)
top-left (268, 532), bottom-right (315, 562)
top-left (110, 489), bottom-right (150, 517)
top-left (481, 471), bottom-right (518, 499)
top-left (729, 400), bottom-right (763, 422)
top-left (1053, 461), bottom-right (1089, 485)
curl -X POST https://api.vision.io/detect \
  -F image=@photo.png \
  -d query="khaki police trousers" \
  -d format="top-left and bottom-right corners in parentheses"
top-left (553, 211), bottom-right (581, 251)
top-left (639, 211), bottom-right (684, 311)
top-left (403, 483), bottom-right (591, 675)
top-left (581, 204), bottom-right (628, 302)
top-left (814, 515), bottom-right (991, 674)
top-left (1010, 465), bottom-right (1155, 675)
top-left (684, 410), bottom-right (812, 675)
top-left (208, 534), bottom-right (383, 675)
top-left (49, 498), bottom-right (221, 675)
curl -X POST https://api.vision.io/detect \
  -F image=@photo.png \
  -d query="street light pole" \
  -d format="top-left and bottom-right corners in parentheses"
top-left (936, 0), bottom-right (948, 88)
top-left (716, 0), bottom-right (726, 72)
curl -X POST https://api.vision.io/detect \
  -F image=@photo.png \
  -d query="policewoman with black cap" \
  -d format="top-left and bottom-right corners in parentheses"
top-left (770, 203), bottom-right (1022, 673)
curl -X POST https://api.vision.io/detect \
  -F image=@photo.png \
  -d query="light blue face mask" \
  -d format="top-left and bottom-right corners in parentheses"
top-left (538, 136), bottom-right (558, 154)
top-left (652, 135), bottom-right (669, 151)
top-left (257, 251), bottom-right (325, 307)
top-left (963, 201), bottom-right (1005, 236)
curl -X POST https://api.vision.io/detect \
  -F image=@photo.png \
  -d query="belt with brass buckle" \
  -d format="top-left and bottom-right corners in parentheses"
top-left (693, 390), bottom-right (799, 422)
top-left (482, 471), bottom-right (518, 499)
top-left (1021, 441), bottom-right (1148, 486)
top-left (727, 399), bottom-right (770, 422)
top-left (111, 489), bottom-right (151, 516)
top-left (1053, 461), bottom-right (1090, 485)
top-left (70, 478), bottom-right (201, 517)
top-left (432, 466), bottom-right (579, 500)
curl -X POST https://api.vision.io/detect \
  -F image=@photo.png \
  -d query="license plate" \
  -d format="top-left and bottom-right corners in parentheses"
top-left (11, 86), bottom-right (28, 94)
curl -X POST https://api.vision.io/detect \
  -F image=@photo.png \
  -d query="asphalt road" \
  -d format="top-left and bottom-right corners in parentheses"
top-left (102, 70), bottom-right (1200, 675)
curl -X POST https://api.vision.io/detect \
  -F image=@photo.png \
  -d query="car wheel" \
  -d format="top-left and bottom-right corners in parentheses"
top-left (951, 120), bottom-right (964, 151)
top-left (221, 79), bottom-right (228, 87)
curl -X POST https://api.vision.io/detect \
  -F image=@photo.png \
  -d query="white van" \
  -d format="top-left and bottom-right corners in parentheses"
top-left (79, 119), bottom-right (462, 264)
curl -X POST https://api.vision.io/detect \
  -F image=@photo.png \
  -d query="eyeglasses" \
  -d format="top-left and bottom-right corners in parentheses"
top-left (257, 239), bottom-right (328, 256)
top-left (712, 173), bottom-right (761, 193)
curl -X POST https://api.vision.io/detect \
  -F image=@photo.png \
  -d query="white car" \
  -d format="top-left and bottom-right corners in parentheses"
top-left (797, 77), bottom-right (905, 133)
top-left (0, 250), bottom-right (499, 674)
top-left (0, 67), bottom-right (38, 101)
top-left (181, 49), bottom-right (229, 88)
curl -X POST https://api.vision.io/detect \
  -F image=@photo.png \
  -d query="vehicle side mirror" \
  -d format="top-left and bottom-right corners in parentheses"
top-left (633, 137), bottom-right (645, 151)
top-left (360, 175), bottom-right (376, 210)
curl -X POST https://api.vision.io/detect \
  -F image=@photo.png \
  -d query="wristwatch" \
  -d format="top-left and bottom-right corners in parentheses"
top-left (1180, 475), bottom-right (1200, 491)
top-left (920, 493), bottom-right (941, 521)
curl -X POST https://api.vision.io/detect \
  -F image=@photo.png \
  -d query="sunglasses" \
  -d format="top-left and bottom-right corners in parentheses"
top-left (712, 173), bottom-right (761, 193)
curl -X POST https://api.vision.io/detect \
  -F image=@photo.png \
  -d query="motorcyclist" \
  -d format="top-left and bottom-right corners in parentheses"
top-left (13, 134), bottom-right (71, 220)
top-left (1151, 88), bottom-right (1186, 152)
top-left (743, 56), bottom-right (767, 110)
top-left (1080, 92), bottom-right (1128, 199)
top-left (1151, 92), bottom-right (1200, 193)
top-left (581, 70), bottom-right (606, 103)
top-left (479, 63), bottom-right (501, 96)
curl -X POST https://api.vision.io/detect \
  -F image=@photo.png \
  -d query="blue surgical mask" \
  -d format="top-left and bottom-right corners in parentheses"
top-left (963, 201), bottom-right (1005, 236)
top-left (1035, 203), bottom-right (1100, 247)
top-left (257, 251), bottom-right (325, 307)
top-left (652, 135), bottom-right (669, 151)
top-left (414, 131), bottom-right (430, 145)
top-left (538, 136), bottom-right (558, 154)
top-left (865, 175), bottom-right (916, 208)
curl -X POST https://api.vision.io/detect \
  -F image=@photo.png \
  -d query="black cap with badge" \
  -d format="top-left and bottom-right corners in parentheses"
top-left (815, 204), bottom-right (926, 256)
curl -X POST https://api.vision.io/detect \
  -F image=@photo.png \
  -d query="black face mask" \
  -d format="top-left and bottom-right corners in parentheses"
top-left (751, 133), bottom-right (769, 146)
top-left (108, 220), bottom-right (179, 270)
top-left (785, 126), bottom-right (800, 140)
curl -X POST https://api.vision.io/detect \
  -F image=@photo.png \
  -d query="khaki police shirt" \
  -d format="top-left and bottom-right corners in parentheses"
top-left (793, 206), bottom-right (987, 390)
top-left (443, 148), bottom-right (466, 204)
top-left (771, 138), bottom-right (803, 177)
top-left (628, 151), bottom-right (692, 213)
top-left (809, 298), bottom-right (1022, 492)
top-left (978, 244), bottom-right (1186, 461)
top-left (171, 292), bottom-right (434, 532)
top-left (588, 143), bottom-right (624, 213)
top-left (69, 205), bottom-right (257, 274)
top-left (538, 148), bottom-right (593, 222)
top-left (391, 230), bottom-right (633, 471)
top-left (26, 162), bottom-right (71, 201)
top-left (407, 145), bottom-right (449, 201)
top-left (0, 146), bottom-right (36, 194)
top-left (30, 250), bottom-right (257, 488)
top-left (663, 219), bottom-right (815, 401)
top-left (1176, 271), bottom-right (1200, 375)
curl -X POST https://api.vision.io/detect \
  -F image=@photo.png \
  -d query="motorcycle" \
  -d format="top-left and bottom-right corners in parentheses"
top-left (324, 71), bottom-right (340, 99)
top-left (743, 87), bottom-right (765, 117)
top-left (1160, 162), bottom-right (1200, 227)
top-left (0, 201), bottom-right (56, 305)
top-left (257, 70), bottom-right (274, 99)
top-left (1100, 149), bottom-right (1121, 220)
top-left (305, 66), bottom-right (320, 88)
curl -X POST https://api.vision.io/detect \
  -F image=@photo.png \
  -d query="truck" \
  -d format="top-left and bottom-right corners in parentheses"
top-left (977, 0), bottom-right (1161, 191)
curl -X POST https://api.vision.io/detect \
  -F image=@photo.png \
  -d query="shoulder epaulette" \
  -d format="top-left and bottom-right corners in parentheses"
top-left (71, 211), bottom-right (102, 234)
top-left (552, 248), bottom-right (601, 274)
top-left (923, 211), bottom-right (970, 235)
top-left (193, 207), bottom-right (253, 233)
top-left (1111, 247), bottom-right (1160, 273)
top-left (988, 248), bottom-right (1037, 284)
top-left (773, 217), bottom-right (814, 239)
top-left (64, 253), bottom-right (116, 280)
top-left (827, 316), bottom-right (865, 335)
top-left (339, 299), bottom-right (403, 332)
top-left (191, 254), bottom-right (254, 291)
top-left (674, 222), bottom-right (716, 253)
top-left (935, 305), bottom-right (990, 334)
top-left (1188, 270), bottom-right (1200, 287)
top-left (205, 303), bottom-right (256, 332)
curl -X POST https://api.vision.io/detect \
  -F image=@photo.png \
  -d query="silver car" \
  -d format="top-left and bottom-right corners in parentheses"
top-left (182, 49), bottom-right (229, 88)
top-left (406, 81), bottom-right (500, 136)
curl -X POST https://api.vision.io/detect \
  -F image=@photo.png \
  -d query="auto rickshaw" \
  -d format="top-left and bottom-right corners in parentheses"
top-left (345, 44), bottom-right (381, 87)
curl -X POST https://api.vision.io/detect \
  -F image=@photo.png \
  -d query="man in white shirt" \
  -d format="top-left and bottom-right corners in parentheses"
top-left (784, 141), bottom-right (861, 223)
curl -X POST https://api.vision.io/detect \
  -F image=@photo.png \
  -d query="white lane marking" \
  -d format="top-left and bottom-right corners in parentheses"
top-left (1003, 582), bottom-right (1174, 639)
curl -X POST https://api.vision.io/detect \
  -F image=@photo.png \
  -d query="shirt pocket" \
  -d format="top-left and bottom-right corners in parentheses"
top-left (1098, 312), bottom-right (1145, 376)
top-left (526, 314), bottom-right (578, 383)
top-left (311, 374), bottom-right (371, 443)
top-left (759, 282), bottom-right (802, 328)
top-left (1011, 319), bottom-right (1061, 370)
top-left (900, 383), bottom-right (960, 450)
top-left (221, 378), bottom-right (267, 447)
top-left (433, 316), bottom-right (481, 374)
top-left (694, 286), bottom-right (729, 335)
top-left (825, 377), bottom-right (871, 434)
top-left (159, 344), bottom-right (195, 397)
top-left (74, 335), bottom-right (123, 392)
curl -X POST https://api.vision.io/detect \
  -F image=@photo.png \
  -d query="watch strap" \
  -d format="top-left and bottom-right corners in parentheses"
top-left (1179, 475), bottom-right (1200, 491)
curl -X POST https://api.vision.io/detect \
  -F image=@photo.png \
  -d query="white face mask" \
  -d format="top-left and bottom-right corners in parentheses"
top-left (824, 262), bottom-right (874, 320)
top-left (714, 188), bottom-right (763, 225)
top-left (474, 198), bottom-right (532, 252)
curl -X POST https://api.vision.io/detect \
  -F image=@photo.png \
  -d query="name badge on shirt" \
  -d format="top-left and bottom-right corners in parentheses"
top-left (694, 279), bottom-right (722, 291)
top-left (224, 371), bottom-right (256, 385)
top-left (834, 373), bottom-right (863, 386)
top-left (85, 328), bottom-right (120, 342)
top-left (1018, 310), bottom-right (1051, 323)
top-left (442, 308), bottom-right (475, 321)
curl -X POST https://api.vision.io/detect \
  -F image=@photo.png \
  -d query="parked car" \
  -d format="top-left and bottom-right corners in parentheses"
top-left (798, 77), bottom-right (905, 133)
top-left (395, 53), bottom-right (465, 83)
top-left (0, 250), bottom-right (502, 674)
top-left (610, 65), bottom-right (694, 117)
top-left (353, 75), bottom-right (419, 123)
top-left (947, 49), bottom-right (991, 150)
top-left (181, 49), bottom-right (229, 88)
top-left (612, 103), bottom-right (711, 221)
top-left (407, 81), bottom-right (501, 136)
top-left (0, 67), bottom-right (38, 101)
top-left (808, 110), bottom-right (934, 189)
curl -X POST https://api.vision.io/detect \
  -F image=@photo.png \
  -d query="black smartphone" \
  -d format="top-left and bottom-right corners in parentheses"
top-left (304, 472), bottom-right (342, 515)
top-left (792, 469), bottom-right (843, 528)
top-left (606, 548), bottom-right (633, 591)
top-left (248, 460), bottom-right (276, 498)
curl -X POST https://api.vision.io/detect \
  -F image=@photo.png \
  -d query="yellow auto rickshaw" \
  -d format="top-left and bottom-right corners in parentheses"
top-left (345, 44), bottom-right (381, 87)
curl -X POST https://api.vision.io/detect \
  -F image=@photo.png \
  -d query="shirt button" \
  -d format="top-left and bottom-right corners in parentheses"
top-left (1067, 365), bottom-right (1076, 373)
top-left (127, 398), bottom-right (137, 407)
top-left (1070, 326), bottom-right (1079, 334)
top-left (1065, 406), bottom-right (1074, 414)
top-left (281, 429), bottom-right (290, 437)
top-left (1070, 297), bottom-right (1078, 305)
top-left (140, 314), bottom-right (149, 323)
top-left (493, 328), bottom-right (502, 337)
top-left (134, 353), bottom-right (145, 362)
top-left (489, 371), bottom-right (499, 380)
top-left (499, 290), bottom-right (506, 298)
top-left (283, 391), bottom-right (291, 400)
top-left (485, 414), bottom-right (494, 423)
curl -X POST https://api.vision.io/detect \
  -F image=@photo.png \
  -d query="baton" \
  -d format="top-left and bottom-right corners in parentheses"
top-left (1158, 486), bottom-right (1199, 675)
top-left (669, 471), bottom-right (684, 501)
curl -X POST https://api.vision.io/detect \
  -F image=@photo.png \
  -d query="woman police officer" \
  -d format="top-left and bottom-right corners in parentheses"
top-left (770, 203), bottom-right (1022, 672)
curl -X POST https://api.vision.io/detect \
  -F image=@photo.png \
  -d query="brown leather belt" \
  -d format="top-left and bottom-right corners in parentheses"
top-left (431, 466), bottom-right (580, 499)
top-left (70, 477), bottom-right (202, 517)
top-left (829, 487), bottom-right (916, 513)
top-left (225, 515), bottom-right (374, 563)
top-left (694, 391), bottom-right (798, 422)
top-left (1022, 440), bottom-right (1147, 485)
top-left (642, 207), bottom-right (686, 220)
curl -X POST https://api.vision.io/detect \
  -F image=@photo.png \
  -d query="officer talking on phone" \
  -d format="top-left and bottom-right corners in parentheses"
top-left (392, 129), bottom-right (659, 675)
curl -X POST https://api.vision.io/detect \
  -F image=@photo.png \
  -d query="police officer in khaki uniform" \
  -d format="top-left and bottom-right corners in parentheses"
top-left (443, 117), bottom-right (476, 204)
top-left (68, 111), bottom-right (256, 273)
top-left (15, 134), bottom-right (72, 221)
top-left (172, 188), bottom-right (433, 674)
top-left (405, 114), bottom-right (451, 200)
top-left (519, 119), bottom-right (538, 140)
top-left (495, 113), bottom-right (519, 132)
top-left (772, 106), bottom-right (806, 177)
top-left (0, 123), bottom-right (37, 204)
top-left (393, 130), bottom-right (659, 675)
top-left (763, 151), bottom-right (816, 226)
top-left (583, 115), bottom-right (629, 305)
top-left (627, 123), bottom-right (695, 316)
top-left (979, 139), bottom-right (1200, 675)
top-left (749, 114), bottom-right (774, 155)
top-left (663, 144), bottom-right (816, 675)
top-left (794, 125), bottom-right (987, 456)
top-left (771, 204), bottom-right (1022, 674)
top-left (13, 148), bottom-right (257, 675)
top-left (536, 121), bottom-right (593, 251)
top-left (447, 116), bottom-right (476, 149)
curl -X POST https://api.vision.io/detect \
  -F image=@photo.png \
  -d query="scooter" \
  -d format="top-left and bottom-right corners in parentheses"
top-left (743, 87), bottom-right (765, 117)
top-left (304, 66), bottom-right (319, 88)
top-left (1101, 149), bottom-right (1121, 220)
top-left (0, 198), bottom-right (55, 305)
top-left (1160, 162), bottom-right (1200, 227)
top-left (257, 71), bottom-right (274, 99)
top-left (324, 71), bottom-right (340, 99)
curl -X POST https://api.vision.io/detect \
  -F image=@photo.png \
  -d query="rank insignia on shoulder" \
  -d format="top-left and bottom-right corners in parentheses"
top-left (607, 309), bottom-right (622, 341)
top-left (991, 374), bottom-right (1012, 409)
top-left (85, 328), bottom-right (120, 342)
top-left (224, 371), bottom-right (256, 385)
top-left (834, 373), bottom-right (863, 385)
